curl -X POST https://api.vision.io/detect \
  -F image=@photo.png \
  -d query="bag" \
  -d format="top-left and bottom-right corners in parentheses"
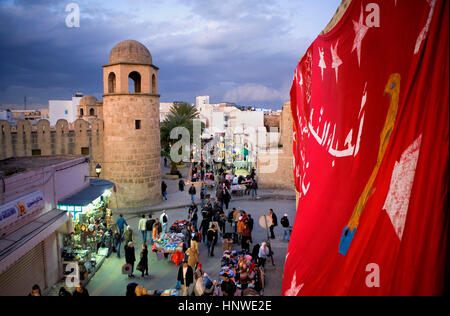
top-left (163, 215), bottom-right (168, 223)
top-left (122, 263), bottom-right (132, 275)
top-left (136, 263), bottom-right (145, 272)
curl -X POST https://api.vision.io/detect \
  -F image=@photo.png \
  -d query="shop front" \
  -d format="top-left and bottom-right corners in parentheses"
top-left (57, 178), bottom-right (115, 286)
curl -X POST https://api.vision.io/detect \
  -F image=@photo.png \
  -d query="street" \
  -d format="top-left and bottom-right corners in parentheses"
top-left (86, 199), bottom-right (296, 296)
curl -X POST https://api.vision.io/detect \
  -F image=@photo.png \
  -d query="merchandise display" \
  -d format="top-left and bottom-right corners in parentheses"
top-left (218, 250), bottom-right (264, 296)
top-left (61, 195), bottom-right (113, 280)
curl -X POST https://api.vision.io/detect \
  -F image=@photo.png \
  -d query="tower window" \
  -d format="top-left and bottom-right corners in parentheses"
top-left (108, 72), bottom-right (116, 93)
top-left (80, 108), bottom-right (84, 116)
top-left (90, 108), bottom-right (95, 116)
top-left (135, 120), bottom-right (141, 130)
top-left (128, 71), bottom-right (141, 93)
top-left (152, 74), bottom-right (156, 93)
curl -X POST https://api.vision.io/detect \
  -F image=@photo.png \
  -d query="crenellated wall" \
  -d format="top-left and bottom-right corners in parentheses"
top-left (0, 119), bottom-right (104, 178)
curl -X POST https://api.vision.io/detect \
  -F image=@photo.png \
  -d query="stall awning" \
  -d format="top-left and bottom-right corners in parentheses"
top-left (58, 178), bottom-right (114, 207)
top-left (0, 210), bottom-right (70, 274)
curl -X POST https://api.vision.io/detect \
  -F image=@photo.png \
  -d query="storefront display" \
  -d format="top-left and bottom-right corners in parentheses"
top-left (58, 183), bottom-right (114, 283)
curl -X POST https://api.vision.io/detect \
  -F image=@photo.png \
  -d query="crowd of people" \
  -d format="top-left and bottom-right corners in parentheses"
top-left (34, 160), bottom-right (292, 297)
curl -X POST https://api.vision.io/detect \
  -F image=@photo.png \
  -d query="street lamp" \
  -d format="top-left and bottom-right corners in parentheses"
top-left (95, 164), bottom-right (102, 178)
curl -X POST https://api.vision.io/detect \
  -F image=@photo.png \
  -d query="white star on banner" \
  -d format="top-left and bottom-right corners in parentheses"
top-left (414, 0), bottom-right (436, 54)
top-left (285, 272), bottom-right (304, 296)
top-left (352, 7), bottom-right (369, 67)
top-left (318, 47), bottom-right (327, 80)
top-left (331, 40), bottom-right (343, 83)
top-left (383, 135), bottom-right (422, 240)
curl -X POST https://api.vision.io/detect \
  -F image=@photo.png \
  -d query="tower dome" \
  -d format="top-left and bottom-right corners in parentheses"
top-left (79, 95), bottom-right (98, 107)
top-left (108, 40), bottom-right (152, 65)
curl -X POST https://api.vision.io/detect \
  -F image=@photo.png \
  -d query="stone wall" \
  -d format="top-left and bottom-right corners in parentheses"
top-left (0, 119), bottom-right (104, 178)
top-left (264, 114), bottom-right (280, 133)
top-left (257, 102), bottom-right (294, 189)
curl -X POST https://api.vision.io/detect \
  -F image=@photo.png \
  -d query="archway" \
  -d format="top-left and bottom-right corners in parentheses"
top-left (108, 72), bottom-right (116, 93)
top-left (128, 71), bottom-right (141, 93)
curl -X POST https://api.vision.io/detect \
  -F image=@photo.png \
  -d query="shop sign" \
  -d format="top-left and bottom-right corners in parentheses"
top-left (0, 191), bottom-right (45, 231)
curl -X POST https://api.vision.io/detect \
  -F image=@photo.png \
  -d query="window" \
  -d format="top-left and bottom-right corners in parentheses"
top-left (108, 72), bottom-right (116, 93)
top-left (135, 120), bottom-right (141, 130)
top-left (128, 71), bottom-right (141, 93)
top-left (152, 74), bottom-right (156, 93)
top-left (32, 149), bottom-right (41, 156)
top-left (81, 147), bottom-right (90, 155)
top-left (80, 108), bottom-right (84, 116)
top-left (89, 108), bottom-right (95, 116)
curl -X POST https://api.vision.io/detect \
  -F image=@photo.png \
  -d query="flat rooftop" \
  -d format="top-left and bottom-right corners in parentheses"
top-left (0, 155), bottom-right (87, 178)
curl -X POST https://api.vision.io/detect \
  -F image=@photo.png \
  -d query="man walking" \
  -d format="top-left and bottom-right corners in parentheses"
top-left (189, 184), bottom-right (197, 203)
top-left (116, 214), bottom-right (127, 237)
top-left (177, 260), bottom-right (194, 296)
top-left (124, 242), bottom-right (136, 278)
top-left (269, 209), bottom-right (278, 239)
top-left (146, 214), bottom-right (155, 245)
top-left (160, 211), bottom-right (169, 233)
top-left (138, 214), bottom-right (147, 243)
top-left (162, 181), bottom-right (168, 200)
top-left (114, 230), bottom-right (123, 258)
top-left (281, 213), bottom-right (291, 241)
top-left (206, 223), bottom-right (218, 257)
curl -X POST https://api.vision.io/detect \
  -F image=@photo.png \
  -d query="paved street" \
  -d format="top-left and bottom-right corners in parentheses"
top-left (86, 198), bottom-right (296, 296)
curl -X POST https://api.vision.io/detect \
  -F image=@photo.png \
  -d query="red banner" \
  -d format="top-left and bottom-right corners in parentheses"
top-left (284, 0), bottom-right (448, 295)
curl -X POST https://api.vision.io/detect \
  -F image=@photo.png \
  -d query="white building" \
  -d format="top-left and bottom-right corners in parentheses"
top-left (49, 93), bottom-right (83, 126)
top-left (160, 102), bottom-right (174, 122)
top-left (0, 110), bottom-right (11, 122)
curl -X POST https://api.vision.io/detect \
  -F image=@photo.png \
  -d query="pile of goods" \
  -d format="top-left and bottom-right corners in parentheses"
top-left (170, 220), bottom-right (188, 233)
top-left (218, 250), bottom-right (264, 296)
top-left (152, 232), bottom-right (185, 265)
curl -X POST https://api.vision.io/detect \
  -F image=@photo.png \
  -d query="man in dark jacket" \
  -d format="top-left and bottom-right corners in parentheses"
top-left (146, 215), bottom-right (155, 245)
top-left (199, 217), bottom-right (209, 245)
top-left (179, 179), bottom-right (185, 192)
top-left (280, 214), bottom-right (290, 241)
top-left (125, 242), bottom-right (136, 278)
top-left (269, 209), bottom-right (278, 239)
top-left (189, 184), bottom-right (197, 203)
top-left (161, 181), bottom-right (168, 200)
top-left (221, 273), bottom-right (236, 297)
top-left (207, 224), bottom-right (219, 257)
top-left (177, 261), bottom-right (194, 296)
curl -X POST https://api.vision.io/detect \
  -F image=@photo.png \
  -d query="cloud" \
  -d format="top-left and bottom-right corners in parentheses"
top-left (223, 82), bottom-right (291, 104)
top-left (0, 0), bottom-right (342, 109)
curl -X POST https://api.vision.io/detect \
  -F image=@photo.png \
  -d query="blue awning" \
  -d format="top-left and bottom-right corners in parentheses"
top-left (58, 178), bottom-right (114, 207)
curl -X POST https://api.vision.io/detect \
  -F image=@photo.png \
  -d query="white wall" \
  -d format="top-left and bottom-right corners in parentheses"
top-left (48, 97), bottom-right (81, 126)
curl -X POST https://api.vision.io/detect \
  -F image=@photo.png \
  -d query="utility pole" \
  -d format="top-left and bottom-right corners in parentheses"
top-left (24, 96), bottom-right (27, 111)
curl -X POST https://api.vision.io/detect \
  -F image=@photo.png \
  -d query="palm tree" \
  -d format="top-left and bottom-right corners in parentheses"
top-left (160, 102), bottom-right (204, 175)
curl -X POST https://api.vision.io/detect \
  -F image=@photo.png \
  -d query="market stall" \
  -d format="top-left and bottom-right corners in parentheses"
top-left (152, 232), bottom-right (185, 266)
top-left (57, 178), bottom-right (115, 284)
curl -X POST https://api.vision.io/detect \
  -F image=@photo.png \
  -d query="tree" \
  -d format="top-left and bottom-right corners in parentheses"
top-left (160, 102), bottom-right (204, 175)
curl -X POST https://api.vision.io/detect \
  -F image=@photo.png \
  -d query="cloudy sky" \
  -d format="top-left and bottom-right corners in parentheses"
top-left (0, 0), bottom-right (341, 110)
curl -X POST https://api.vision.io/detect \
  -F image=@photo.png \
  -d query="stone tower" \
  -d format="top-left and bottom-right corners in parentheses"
top-left (102, 40), bottom-right (161, 209)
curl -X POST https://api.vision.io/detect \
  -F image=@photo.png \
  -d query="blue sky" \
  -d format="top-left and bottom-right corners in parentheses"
top-left (0, 0), bottom-right (341, 110)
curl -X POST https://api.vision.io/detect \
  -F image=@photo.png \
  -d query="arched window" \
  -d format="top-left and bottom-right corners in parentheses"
top-left (108, 72), bottom-right (116, 93)
top-left (128, 71), bottom-right (141, 93)
top-left (152, 74), bottom-right (156, 93)
top-left (90, 108), bottom-right (95, 116)
top-left (80, 108), bottom-right (84, 116)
